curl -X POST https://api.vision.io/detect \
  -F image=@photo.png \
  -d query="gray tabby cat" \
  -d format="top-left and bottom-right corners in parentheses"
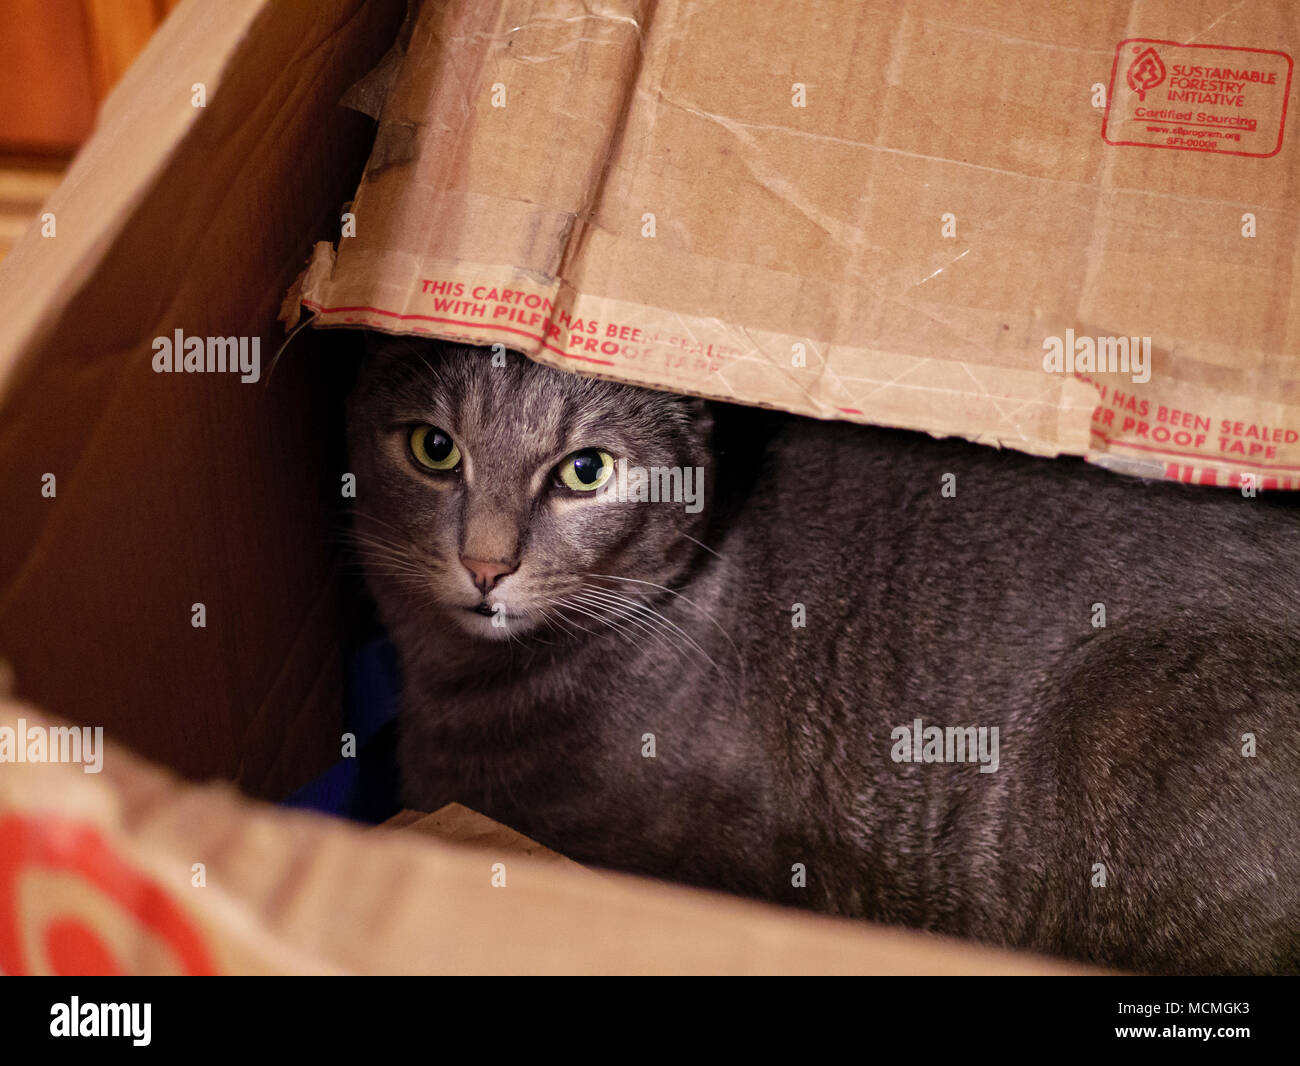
top-left (346, 336), bottom-right (1300, 975)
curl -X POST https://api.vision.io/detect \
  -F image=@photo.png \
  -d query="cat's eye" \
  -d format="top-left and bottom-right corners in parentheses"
top-left (558, 448), bottom-right (614, 491)
top-left (409, 424), bottom-right (461, 471)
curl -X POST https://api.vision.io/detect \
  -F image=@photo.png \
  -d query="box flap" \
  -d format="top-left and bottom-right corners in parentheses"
top-left (0, 701), bottom-right (1093, 974)
top-left (296, 0), bottom-right (1300, 488)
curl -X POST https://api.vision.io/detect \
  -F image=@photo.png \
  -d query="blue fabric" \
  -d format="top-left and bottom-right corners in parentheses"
top-left (280, 636), bottom-right (403, 823)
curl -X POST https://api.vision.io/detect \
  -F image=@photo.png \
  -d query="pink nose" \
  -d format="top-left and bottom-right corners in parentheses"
top-left (460, 557), bottom-right (517, 594)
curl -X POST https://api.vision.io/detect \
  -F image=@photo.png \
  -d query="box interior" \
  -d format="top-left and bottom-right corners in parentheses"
top-left (0, 0), bottom-right (407, 799)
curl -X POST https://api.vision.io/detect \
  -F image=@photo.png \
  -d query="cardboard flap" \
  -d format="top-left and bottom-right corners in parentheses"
top-left (295, 0), bottom-right (1300, 488)
top-left (0, 701), bottom-right (1091, 974)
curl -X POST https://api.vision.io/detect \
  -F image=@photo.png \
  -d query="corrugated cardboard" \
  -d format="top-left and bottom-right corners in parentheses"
top-left (380, 805), bottom-right (589, 871)
top-left (0, 702), bottom-right (1090, 974)
top-left (0, 0), bottom-right (406, 793)
top-left (293, 0), bottom-right (1300, 489)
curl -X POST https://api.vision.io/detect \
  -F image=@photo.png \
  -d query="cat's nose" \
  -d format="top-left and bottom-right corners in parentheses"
top-left (460, 556), bottom-right (517, 594)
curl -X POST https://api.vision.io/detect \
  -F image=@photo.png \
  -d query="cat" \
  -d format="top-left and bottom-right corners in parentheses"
top-left (345, 335), bottom-right (1300, 975)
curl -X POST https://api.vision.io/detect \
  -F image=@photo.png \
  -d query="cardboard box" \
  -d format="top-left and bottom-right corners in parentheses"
top-left (8, 0), bottom-right (1291, 973)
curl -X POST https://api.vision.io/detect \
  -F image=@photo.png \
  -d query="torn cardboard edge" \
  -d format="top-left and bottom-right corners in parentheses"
top-left (287, 245), bottom-right (1098, 453)
top-left (379, 803), bottom-right (589, 872)
top-left (288, 244), bottom-right (1300, 490)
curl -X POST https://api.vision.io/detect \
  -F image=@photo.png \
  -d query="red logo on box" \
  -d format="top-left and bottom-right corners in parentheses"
top-left (0, 813), bottom-right (217, 975)
top-left (1103, 39), bottom-right (1293, 157)
top-left (1126, 47), bottom-right (1167, 100)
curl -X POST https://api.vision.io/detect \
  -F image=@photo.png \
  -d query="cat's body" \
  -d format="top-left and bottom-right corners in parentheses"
top-left (348, 339), bottom-right (1300, 974)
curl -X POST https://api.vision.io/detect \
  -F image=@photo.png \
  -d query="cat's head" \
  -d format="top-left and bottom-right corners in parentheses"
top-left (346, 337), bottom-right (713, 643)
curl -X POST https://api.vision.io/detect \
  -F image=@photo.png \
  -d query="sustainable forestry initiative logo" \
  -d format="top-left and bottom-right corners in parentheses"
top-left (1127, 47), bottom-right (1166, 100)
top-left (1103, 39), bottom-right (1293, 157)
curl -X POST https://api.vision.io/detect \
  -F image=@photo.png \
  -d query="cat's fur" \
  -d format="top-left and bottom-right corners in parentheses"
top-left (346, 337), bottom-right (1300, 974)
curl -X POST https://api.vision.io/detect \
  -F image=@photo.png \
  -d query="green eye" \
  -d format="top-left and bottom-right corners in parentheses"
top-left (410, 425), bottom-right (461, 471)
top-left (559, 448), bottom-right (614, 491)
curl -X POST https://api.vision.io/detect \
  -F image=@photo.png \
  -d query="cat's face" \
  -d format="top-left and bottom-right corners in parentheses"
top-left (346, 338), bottom-right (713, 643)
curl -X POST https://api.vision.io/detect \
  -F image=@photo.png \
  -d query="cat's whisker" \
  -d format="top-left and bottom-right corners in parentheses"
top-left (571, 589), bottom-right (705, 667)
top-left (341, 542), bottom-right (410, 562)
top-left (353, 567), bottom-right (430, 587)
top-left (406, 344), bottom-right (447, 391)
top-left (554, 598), bottom-right (644, 651)
top-left (346, 532), bottom-right (438, 568)
top-left (343, 534), bottom-right (419, 557)
top-left (576, 598), bottom-right (698, 673)
top-left (344, 549), bottom-right (425, 573)
top-left (568, 591), bottom-right (687, 662)
top-left (583, 572), bottom-right (740, 661)
top-left (519, 621), bottom-right (559, 647)
top-left (500, 615), bottom-right (549, 655)
top-left (681, 532), bottom-right (724, 561)
top-left (553, 598), bottom-right (623, 636)
top-left (345, 535), bottom-right (450, 591)
top-left (542, 603), bottom-right (596, 641)
top-left (351, 510), bottom-right (417, 538)
top-left (538, 605), bottom-right (579, 641)
top-left (344, 550), bottom-right (431, 578)
top-left (354, 567), bottom-right (430, 585)
top-left (579, 583), bottom-right (725, 672)
top-left (346, 515), bottom-right (445, 571)
top-left (344, 530), bottom-right (420, 557)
